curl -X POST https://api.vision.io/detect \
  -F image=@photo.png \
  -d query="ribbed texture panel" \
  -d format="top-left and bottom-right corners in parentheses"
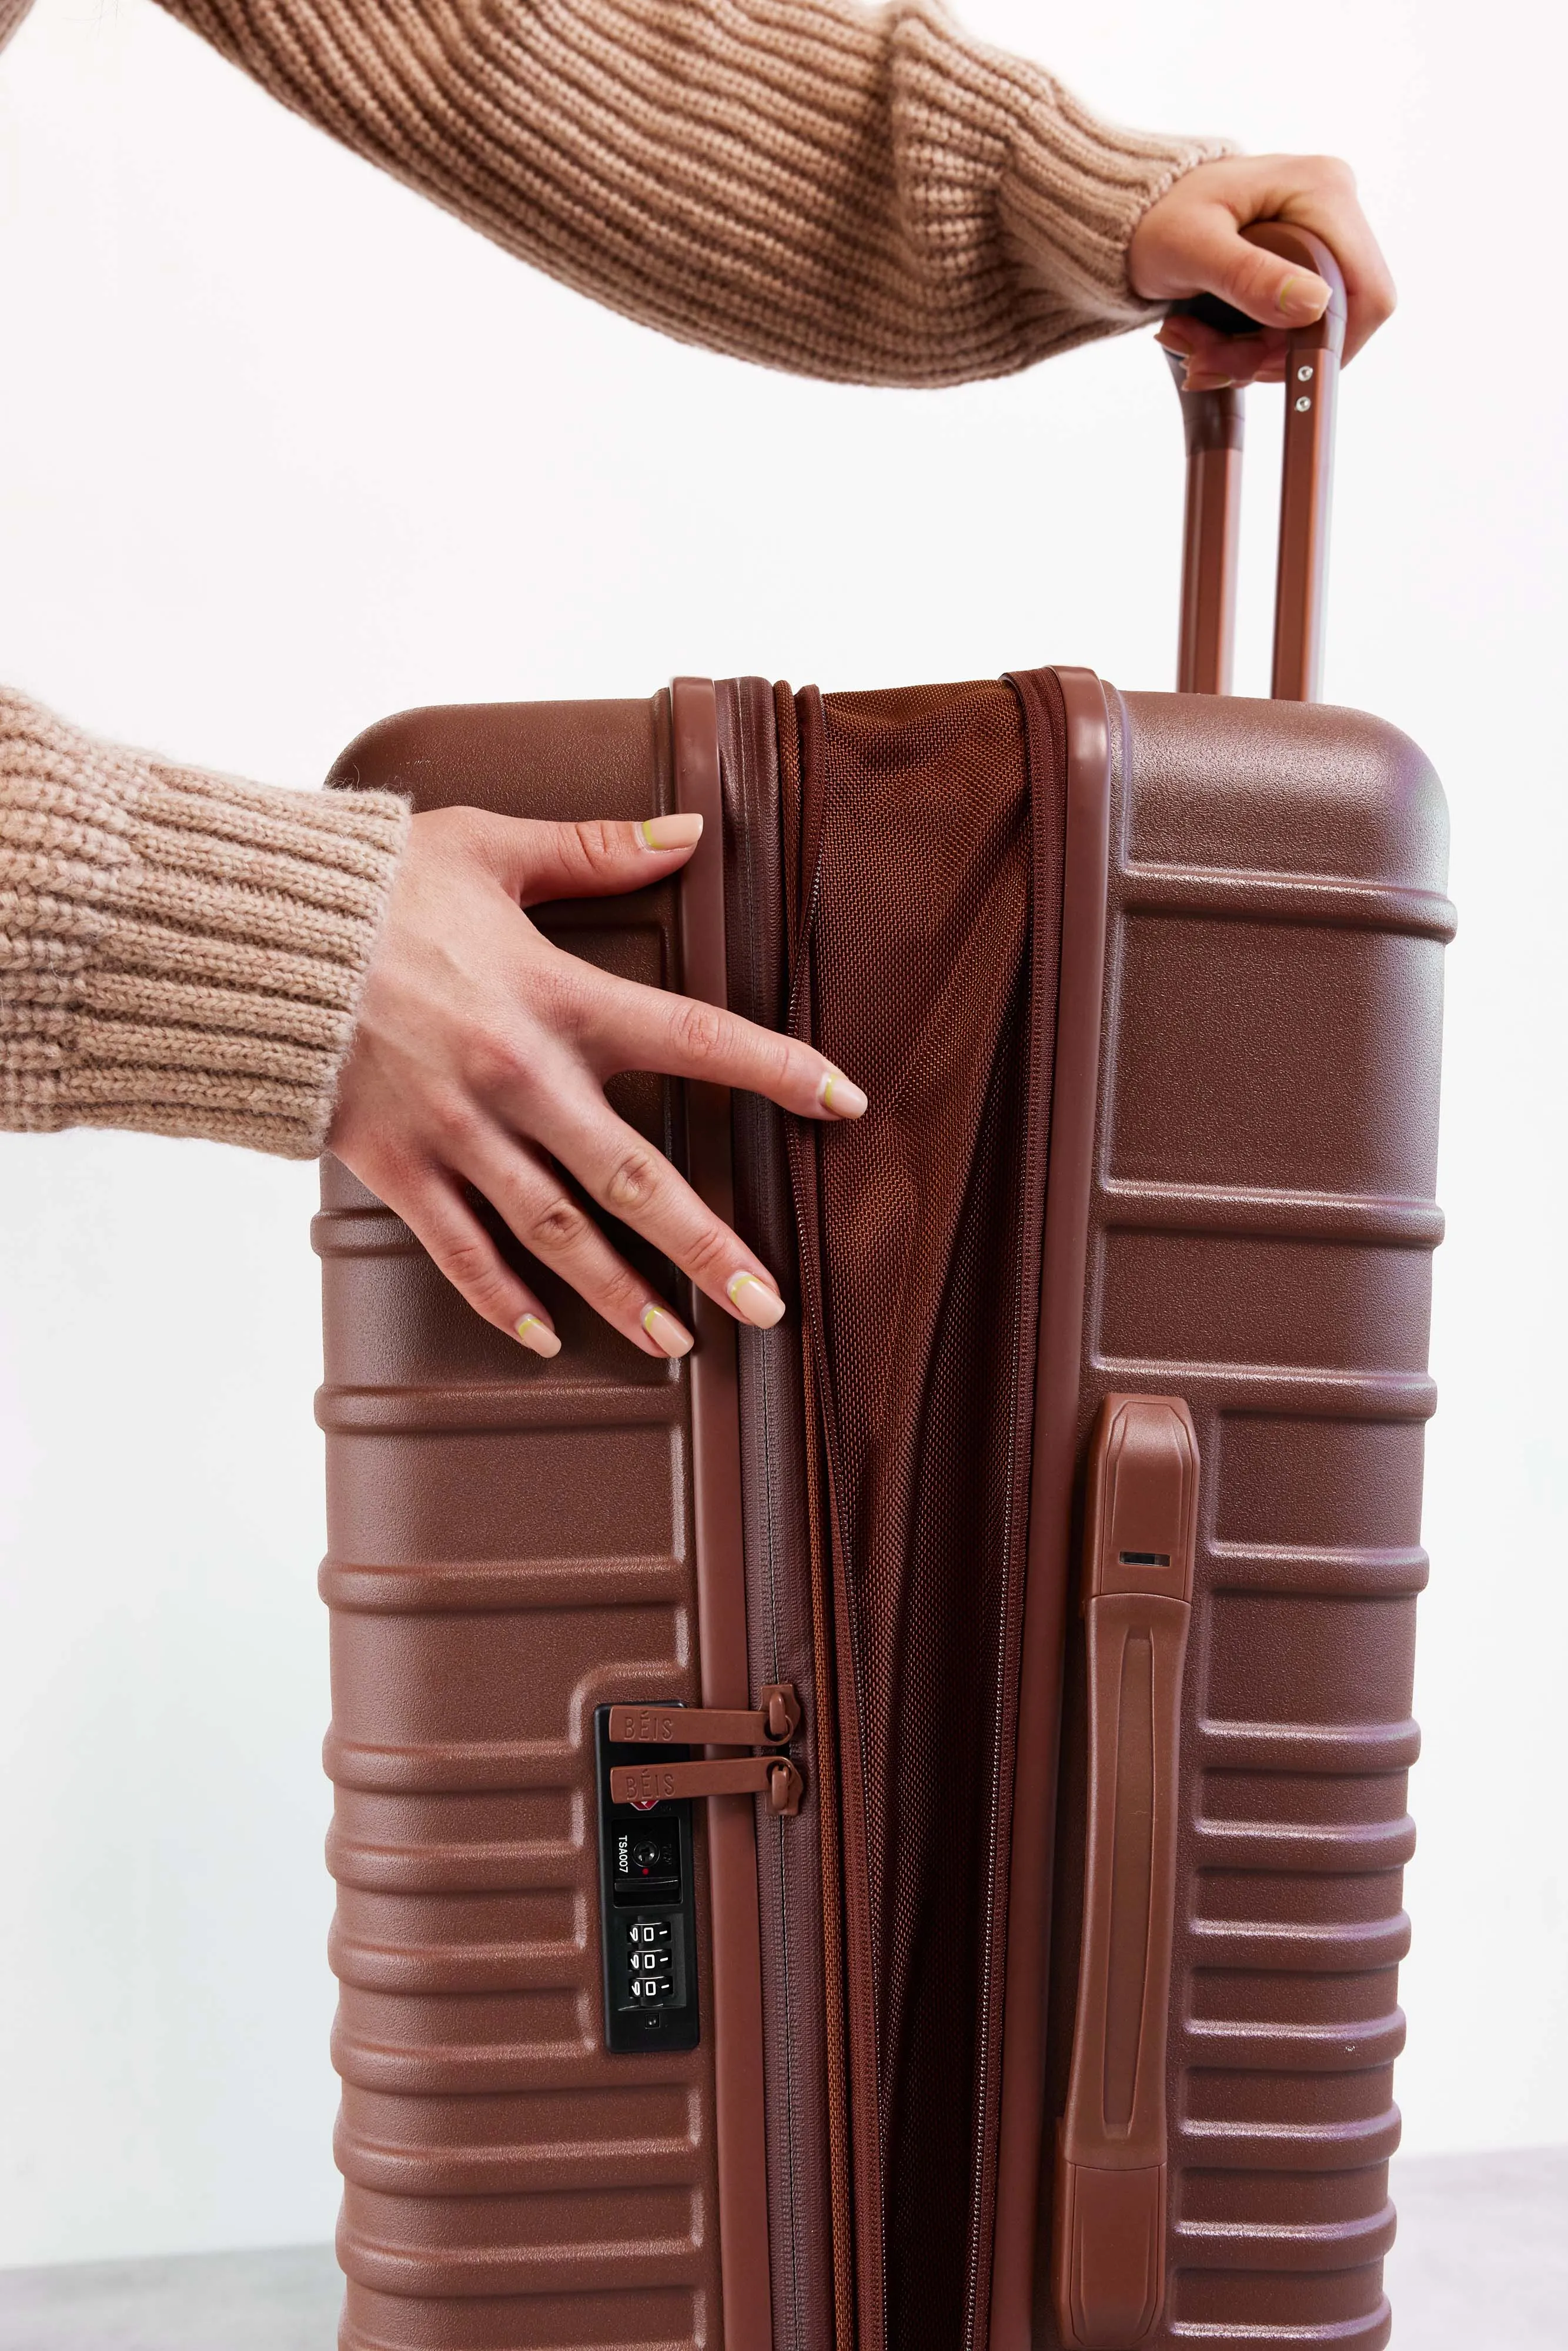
top-left (0, 691), bottom-right (409, 1157)
top-left (1038, 688), bottom-right (1452, 2351)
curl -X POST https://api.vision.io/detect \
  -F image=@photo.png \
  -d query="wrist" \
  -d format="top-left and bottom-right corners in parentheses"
top-left (1, 690), bottom-right (410, 1157)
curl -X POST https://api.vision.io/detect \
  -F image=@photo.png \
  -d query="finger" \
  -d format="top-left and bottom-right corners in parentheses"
top-left (1158, 317), bottom-right (1283, 389)
top-left (1163, 199), bottom-right (1334, 332)
top-left (462, 1129), bottom-right (704, 1359)
top-left (383, 1165), bottom-right (564, 1357)
top-left (1216, 163), bottom-right (1395, 364)
top-left (1283, 185), bottom-right (1396, 363)
top-left (480, 811), bottom-right (708, 908)
top-left (580, 971), bottom-right (869, 1122)
top-left (527, 1092), bottom-right (790, 1333)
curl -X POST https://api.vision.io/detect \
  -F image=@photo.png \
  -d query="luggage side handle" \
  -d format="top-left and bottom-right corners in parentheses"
top-left (1053, 1395), bottom-right (1199, 2351)
top-left (1168, 222), bottom-right (1348, 702)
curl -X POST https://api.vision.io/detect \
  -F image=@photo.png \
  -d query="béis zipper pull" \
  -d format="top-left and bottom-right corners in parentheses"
top-left (605, 1682), bottom-right (806, 1817)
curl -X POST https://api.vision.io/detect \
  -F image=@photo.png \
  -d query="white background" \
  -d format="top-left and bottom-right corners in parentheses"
top-left (1, 0), bottom-right (1564, 2270)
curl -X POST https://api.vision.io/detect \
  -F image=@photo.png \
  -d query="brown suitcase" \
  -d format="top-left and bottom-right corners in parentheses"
top-left (313, 228), bottom-right (1452, 2351)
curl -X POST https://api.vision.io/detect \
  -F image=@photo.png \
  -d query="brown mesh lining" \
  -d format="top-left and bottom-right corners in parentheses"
top-left (780, 677), bottom-right (1067, 2351)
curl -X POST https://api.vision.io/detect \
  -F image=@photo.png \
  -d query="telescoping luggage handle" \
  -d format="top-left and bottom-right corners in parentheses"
top-left (1169, 221), bottom-right (1348, 701)
top-left (1054, 1396), bottom-right (1200, 2351)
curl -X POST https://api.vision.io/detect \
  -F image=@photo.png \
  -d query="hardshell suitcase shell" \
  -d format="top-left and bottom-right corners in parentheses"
top-left (313, 228), bottom-right (1452, 2351)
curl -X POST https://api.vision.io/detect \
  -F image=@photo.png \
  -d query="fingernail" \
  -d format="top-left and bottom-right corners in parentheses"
top-left (640, 813), bottom-right (704, 852)
top-left (818, 1067), bottom-right (868, 1120)
top-left (641, 1303), bottom-right (694, 1357)
top-left (514, 1313), bottom-right (562, 1359)
top-left (727, 1271), bottom-right (787, 1329)
top-left (1278, 272), bottom-right (1330, 319)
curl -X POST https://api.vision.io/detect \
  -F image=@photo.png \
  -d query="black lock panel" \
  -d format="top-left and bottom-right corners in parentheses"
top-left (594, 1703), bottom-right (700, 2053)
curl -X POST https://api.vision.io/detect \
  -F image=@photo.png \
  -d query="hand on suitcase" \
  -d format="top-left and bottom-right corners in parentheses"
top-left (327, 804), bottom-right (867, 1360)
top-left (1131, 152), bottom-right (1396, 391)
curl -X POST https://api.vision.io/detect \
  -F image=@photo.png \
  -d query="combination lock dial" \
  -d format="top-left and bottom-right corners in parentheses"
top-left (594, 1705), bottom-right (699, 2053)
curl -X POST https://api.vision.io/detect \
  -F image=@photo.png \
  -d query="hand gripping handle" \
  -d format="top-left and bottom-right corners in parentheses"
top-left (1053, 1396), bottom-right (1200, 2351)
top-left (1168, 222), bottom-right (1348, 701)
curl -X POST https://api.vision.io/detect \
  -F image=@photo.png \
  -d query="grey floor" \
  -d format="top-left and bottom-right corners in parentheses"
top-left (1383, 2146), bottom-right (1568, 2347)
top-left (0, 2148), bottom-right (1560, 2348)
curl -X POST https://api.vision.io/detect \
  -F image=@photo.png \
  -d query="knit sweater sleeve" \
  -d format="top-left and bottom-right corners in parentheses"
top-left (0, 691), bottom-right (410, 1159)
top-left (155, 0), bottom-right (1231, 386)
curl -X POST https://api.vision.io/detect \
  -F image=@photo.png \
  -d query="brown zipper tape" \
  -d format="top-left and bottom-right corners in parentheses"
top-left (671, 674), bottom-right (776, 2351)
top-left (775, 680), bottom-right (858, 2351)
top-left (988, 668), bottom-right (1112, 2351)
top-left (784, 682), bottom-right (888, 2351)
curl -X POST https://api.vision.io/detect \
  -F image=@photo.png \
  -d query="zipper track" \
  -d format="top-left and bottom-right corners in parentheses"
top-left (787, 879), bottom-right (887, 2351)
top-left (728, 677), bottom-right (845, 2351)
top-left (962, 679), bottom-right (1065, 2349)
top-left (728, 694), bottom-right (803, 2350)
top-left (964, 1207), bottom-right (1032, 2351)
top-left (780, 684), bottom-right (882, 2351)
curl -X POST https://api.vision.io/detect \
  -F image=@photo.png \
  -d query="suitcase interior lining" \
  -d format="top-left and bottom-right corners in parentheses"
top-left (773, 676), bottom-right (1068, 2351)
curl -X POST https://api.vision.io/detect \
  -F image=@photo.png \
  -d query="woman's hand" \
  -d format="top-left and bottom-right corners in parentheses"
top-left (329, 806), bottom-right (864, 1360)
top-left (1129, 153), bottom-right (1396, 392)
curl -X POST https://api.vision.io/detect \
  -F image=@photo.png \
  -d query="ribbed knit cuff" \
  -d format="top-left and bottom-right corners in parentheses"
top-left (0, 690), bottom-right (410, 1159)
top-left (894, 5), bottom-right (1236, 368)
top-left (1003, 88), bottom-right (1234, 347)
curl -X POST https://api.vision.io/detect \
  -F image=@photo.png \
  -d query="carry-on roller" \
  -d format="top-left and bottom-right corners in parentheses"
top-left (315, 216), bottom-right (1450, 2351)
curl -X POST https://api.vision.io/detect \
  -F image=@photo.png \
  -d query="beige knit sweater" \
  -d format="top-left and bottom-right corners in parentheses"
top-left (1, 0), bottom-right (1225, 1156)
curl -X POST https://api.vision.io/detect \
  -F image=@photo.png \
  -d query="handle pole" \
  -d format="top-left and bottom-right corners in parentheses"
top-left (1271, 300), bottom-right (1342, 700)
top-left (1171, 371), bottom-right (1244, 694)
top-left (1168, 223), bottom-right (1348, 703)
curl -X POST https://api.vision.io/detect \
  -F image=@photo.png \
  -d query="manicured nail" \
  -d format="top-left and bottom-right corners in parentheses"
top-left (1278, 272), bottom-right (1330, 319)
top-left (641, 1303), bottom-right (694, 1357)
top-left (640, 813), bottom-right (704, 852)
top-left (818, 1066), bottom-right (868, 1120)
top-left (727, 1272), bottom-right (787, 1330)
top-left (514, 1313), bottom-right (562, 1359)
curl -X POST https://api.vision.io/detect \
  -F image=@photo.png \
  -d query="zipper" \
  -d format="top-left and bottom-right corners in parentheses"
top-left (780, 681), bottom-right (871, 2351)
top-left (786, 686), bottom-right (888, 2351)
top-left (964, 671), bottom-right (1070, 2351)
top-left (727, 673), bottom-right (837, 2351)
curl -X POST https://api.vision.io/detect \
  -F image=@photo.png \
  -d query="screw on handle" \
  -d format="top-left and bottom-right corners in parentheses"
top-left (1168, 223), bottom-right (1349, 701)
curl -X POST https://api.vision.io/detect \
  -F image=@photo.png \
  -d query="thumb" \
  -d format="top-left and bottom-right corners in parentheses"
top-left (489, 811), bottom-right (705, 906)
top-left (1188, 211), bottom-right (1332, 327)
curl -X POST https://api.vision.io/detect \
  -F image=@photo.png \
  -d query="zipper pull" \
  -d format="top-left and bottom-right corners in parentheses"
top-left (609, 1754), bottom-right (805, 1817)
top-left (606, 1682), bottom-right (802, 1749)
top-left (605, 1683), bottom-right (805, 1817)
